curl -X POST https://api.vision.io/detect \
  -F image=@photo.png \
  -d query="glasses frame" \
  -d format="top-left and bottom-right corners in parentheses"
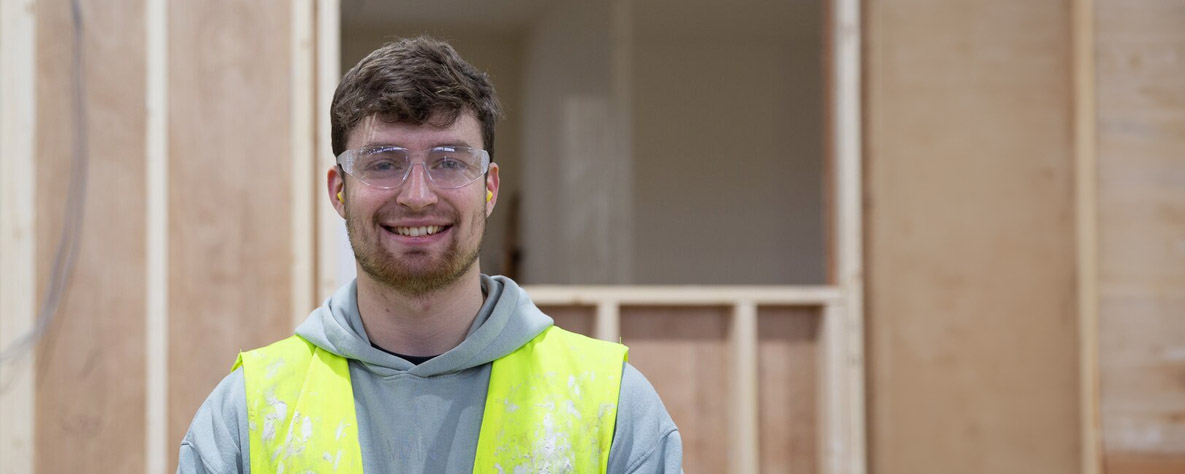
top-left (336, 145), bottom-right (491, 190)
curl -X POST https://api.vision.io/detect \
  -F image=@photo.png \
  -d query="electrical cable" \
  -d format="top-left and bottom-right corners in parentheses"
top-left (0, 0), bottom-right (89, 379)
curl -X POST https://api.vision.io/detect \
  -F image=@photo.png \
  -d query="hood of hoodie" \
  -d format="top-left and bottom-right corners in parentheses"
top-left (294, 275), bottom-right (552, 377)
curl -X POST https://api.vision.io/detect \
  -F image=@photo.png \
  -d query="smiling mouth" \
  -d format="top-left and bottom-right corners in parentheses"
top-left (387, 225), bottom-right (448, 237)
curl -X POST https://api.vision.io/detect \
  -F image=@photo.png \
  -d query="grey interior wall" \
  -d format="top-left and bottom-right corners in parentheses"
top-left (630, 2), bottom-right (825, 284)
top-left (519, 0), bottom-right (620, 284)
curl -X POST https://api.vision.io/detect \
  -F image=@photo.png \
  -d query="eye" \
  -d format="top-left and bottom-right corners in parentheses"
top-left (364, 158), bottom-right (396, 171)
top-left (359, 149), bottom-right (407, 174)
top-left (429, 147), bottom-right (476, 172)
top-left (434, 158), bottom-right (467, 171)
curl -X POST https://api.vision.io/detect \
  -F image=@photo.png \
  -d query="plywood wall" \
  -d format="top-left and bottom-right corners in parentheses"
top-left (864, 1), bottom-right (1082, 473)
top-left (20, 0), bottom-right (310, 472)
top-left (1095, 0), bottom-right (1185, 472)
top-left (33, 0), bottom-right (148, 471)
top-left (165, 1), bottom-right (299, 468)
top-left (757, 308), bottom-right (819, 474)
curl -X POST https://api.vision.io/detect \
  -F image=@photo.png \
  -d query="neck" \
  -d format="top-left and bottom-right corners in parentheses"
top-left (354, 265), bottom-right (485, 357)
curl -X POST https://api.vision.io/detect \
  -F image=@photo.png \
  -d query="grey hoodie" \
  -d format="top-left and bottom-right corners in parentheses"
top-left (178, 275), bottom-right (682, 473)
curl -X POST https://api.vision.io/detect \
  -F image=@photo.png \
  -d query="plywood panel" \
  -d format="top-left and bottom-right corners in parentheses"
top-left (865, 1), bottom-right (1080, 473)
top-left (1095, 0), bottom-right (1185, 462)
top-left (757, 307), bottom-right (819, 474)
top-left (166, 0), bottom-right (294, 467)
top-left (539, 304), bottom-right (595, 337)
top-left (620, 306), bottom-right (730, 473)
top-left (33, 0), bottom-right (147, 472)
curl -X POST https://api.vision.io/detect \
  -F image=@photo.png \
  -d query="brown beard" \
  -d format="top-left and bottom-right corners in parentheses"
top-left (345, 204), bottom-right (485, 296)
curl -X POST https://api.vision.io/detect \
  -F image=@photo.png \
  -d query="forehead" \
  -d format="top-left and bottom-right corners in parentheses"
top-left (346, 110), bottom-right (482, 150)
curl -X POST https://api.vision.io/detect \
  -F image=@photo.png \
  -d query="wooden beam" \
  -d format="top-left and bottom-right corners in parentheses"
top-left (525, 285), bottom-right (843, 306)
top-left (594, 300), bottom-right (620, 342)
top-left (831, 0), bottom-right (866, 469)
top-left (291, 0), bottom-right (315, 328)
top-left (0, 0), bottom-right (38, 471)
top-left (145, 0), bottom-right (169, 471)
top-left (316, 0), bottom-right (343, 301)
top-left (819, 302), bottom-right (855, 474)
top-left (730, 301), bottom-right (759, 474)
top-left (1073, 0), bottom-right (1102, 472)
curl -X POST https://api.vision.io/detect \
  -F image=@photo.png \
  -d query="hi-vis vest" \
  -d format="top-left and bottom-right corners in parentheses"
top-left (234, 326), bottom-right (628, 473)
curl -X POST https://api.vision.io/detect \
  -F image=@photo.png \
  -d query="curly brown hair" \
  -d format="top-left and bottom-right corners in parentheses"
top-left (330, 36), bottom-right (503, 158)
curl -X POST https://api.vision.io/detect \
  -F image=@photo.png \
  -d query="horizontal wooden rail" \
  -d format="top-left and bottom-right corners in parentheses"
top-left (524, 285), bottom-right (844, 306)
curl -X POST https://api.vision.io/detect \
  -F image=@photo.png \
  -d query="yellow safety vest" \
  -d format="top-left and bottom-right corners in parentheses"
top-left (234, 326), bottom-right (628, 473)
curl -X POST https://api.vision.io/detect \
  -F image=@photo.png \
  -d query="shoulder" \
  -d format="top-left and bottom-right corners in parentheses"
top-left (233, 335), bottom-right (314, 370)
top-left (609, 363), bottom-right (683, 473)
top-left (538, 326), bottom-right (626, 354)
top-left (178, 368), bottom-right (250, 474)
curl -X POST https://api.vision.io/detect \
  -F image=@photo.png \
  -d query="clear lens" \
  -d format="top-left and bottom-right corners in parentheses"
top-left (339, 145), bottom-right (489, 189)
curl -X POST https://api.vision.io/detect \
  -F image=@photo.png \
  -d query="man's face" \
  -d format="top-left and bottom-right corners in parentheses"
top-left (330, 111), bottom-right (499, 295)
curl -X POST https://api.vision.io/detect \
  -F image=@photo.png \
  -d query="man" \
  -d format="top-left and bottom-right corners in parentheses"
top-left (178, 36), bottom-right (682, 473)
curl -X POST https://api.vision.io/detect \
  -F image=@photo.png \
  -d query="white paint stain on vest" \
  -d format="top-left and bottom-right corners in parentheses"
top-left (276, 410), bottom-right (315, 460)
top-left (262, 394), bottom-right (288, 442)
top-left (493, 370), bottom-right (618, 472)
top-left (567, 375), bottom-right (581, 397)
top-left (301, 414), bottom-right (313, 442)
top-left (530, 413), bottom-right (576, 473)
top-left (265, 358), bottom-right (285, 379)
top-left (322, 449), bottom-right (342, 469)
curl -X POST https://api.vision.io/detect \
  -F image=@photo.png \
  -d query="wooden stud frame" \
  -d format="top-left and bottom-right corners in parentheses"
top-left (526, 286), bottom-right (863, 473)
top-left (1, 0), bottom-right (38, 472)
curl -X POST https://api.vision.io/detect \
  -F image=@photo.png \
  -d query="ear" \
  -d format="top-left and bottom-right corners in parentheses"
top-left (485, 162), bottom-right (500, 217)
top-left (328, 165), bottom-right (346, 218)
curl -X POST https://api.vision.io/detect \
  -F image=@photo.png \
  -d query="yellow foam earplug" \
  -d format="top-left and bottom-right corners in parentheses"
top-left (486, 190), bottom-right (493, 202)
top-left (337, 191), bottom-right (344, 203)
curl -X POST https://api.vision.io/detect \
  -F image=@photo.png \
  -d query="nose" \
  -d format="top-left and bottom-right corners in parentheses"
top-left (395, 163), bottom-right (438, 210)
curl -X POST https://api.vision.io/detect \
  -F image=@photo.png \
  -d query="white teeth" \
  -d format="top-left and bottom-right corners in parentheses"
top-left (394, 225), bottom-right (441, 236)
